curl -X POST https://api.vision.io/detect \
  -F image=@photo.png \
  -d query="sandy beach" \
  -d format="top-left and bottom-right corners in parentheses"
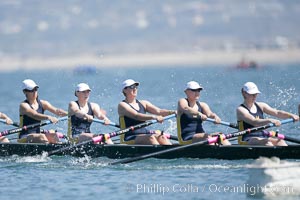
top-left (1, 49), bottom-right (300, 72)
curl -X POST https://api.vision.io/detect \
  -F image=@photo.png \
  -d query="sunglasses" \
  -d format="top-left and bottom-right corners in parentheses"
top-left (78, 90), bottom-right (91, 93)
top-left (190, 89), bottom-right (201, 92)
top-left (125, 85), bottom-right (138, 90)
top-left (24, 88), bottom-right (38, 93)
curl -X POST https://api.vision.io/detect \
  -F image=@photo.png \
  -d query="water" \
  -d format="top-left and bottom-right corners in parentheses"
top-left (0, 64), bottom-right (300, 200)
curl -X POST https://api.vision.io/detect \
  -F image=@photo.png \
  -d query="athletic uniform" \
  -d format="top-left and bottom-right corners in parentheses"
top-left (177, 99), bottom-right (205, 145)
top-left (119, 99), bottom-right (150, 144)
top-left (19, 99), bottom-right (44, 139)
top-left (238, 102), bottom-right (267, 144)
top-left (68, 101), bottom-right (94, 139)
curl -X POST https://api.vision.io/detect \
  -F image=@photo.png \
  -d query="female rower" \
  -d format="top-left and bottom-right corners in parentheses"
top-left (19, 79), bottom-right (68, 144)
top-left (68, 83), bottom-right (113, 144)
top-left (118, 79), bottom-right (175, 145)
top-left (177, 81), bottom-right (231, 145)
top-left (236, 82), bottom-right (299, 146)
top-left (0, 112), bottom-right (14, 143)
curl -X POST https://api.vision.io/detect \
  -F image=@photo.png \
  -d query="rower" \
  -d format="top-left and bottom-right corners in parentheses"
top-left (118, 79), bottom-right (175, 145)
top-left (19, 79), bottom-right (68, 144)
top-left (67, 83), bottom-right (113, 144)
top-left (177, 81), bottom-right (231, 145)
top-left (0, 112), bottom-right (14, 143)
top-left (236, 82), bottom-right (299, 146)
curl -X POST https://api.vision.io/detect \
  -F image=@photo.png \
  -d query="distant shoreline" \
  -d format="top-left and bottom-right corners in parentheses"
top-left (1, 49), bottom-right (300, 72)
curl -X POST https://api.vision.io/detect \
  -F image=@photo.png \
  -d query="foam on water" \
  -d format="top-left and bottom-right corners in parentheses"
top-left (246, 157), bottom-right (300, 198)
top-left (0, 153), bottom-right (50, 163)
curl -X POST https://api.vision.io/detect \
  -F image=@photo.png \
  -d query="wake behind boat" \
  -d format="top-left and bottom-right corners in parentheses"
top-left (1, 142), bottom-right (300, 160)
top-left (246, 157), bottom-right (300, 197)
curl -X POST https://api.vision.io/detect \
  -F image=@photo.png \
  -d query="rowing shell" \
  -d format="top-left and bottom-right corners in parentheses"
top-left (1, 143), bottom-right (300, 160)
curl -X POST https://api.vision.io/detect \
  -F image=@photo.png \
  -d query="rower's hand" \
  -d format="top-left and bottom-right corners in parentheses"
top-left (84, 114), bottom-right (94, 122)
top-left (156, 115), bottom-right (164, 123)
top-left (6, 118), bottom-right (13, 125)
top-left (199, 113), bottom-right (207, 121)
top-left (48, 116), bottom-right (59, 124)
top-left (103, 118), bottom-right (111, 125)
top-left (214, 116), bottom-right (221, 124)
top-left (290, 114), bottom-right (299, 122)
top-left (270, 119), bottom-right (281, 126)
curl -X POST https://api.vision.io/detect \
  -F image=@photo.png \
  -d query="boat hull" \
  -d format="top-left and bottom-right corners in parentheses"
top-left (1, 143), bottom-right (300, 160)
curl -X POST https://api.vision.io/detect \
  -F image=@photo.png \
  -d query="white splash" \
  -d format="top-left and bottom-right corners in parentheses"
top-left (15, 152), bottom-right (50, 163)
top-left (246, 157), bottom-right (300, 198)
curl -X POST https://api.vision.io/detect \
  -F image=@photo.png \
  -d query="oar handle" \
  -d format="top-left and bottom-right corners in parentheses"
top-left (206, 118), bottom-right (238, 129)
top-left (148, 113), bottom-right (176, 123)
top-left (0, 119), bottom-right (19, 127)
top-left (92, 118), bottom-right (120, 128)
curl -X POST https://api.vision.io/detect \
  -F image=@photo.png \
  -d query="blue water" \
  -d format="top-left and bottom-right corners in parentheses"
top-left (0, 64), bottom-right (300, 200)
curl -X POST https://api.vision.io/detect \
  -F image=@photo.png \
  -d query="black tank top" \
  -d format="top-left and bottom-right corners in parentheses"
top-left (70, 101), bottom-right (94, 136)
top-left (238, 102), bottom-right (264, 130)
top-left (19, 99), bottom-right (44, 138)
top-left (238, 102), bottom-right (264, 141)
top-left (179, 99), bottom-right (205, 140)
top-left (120, 99), bottom-right (149, 138)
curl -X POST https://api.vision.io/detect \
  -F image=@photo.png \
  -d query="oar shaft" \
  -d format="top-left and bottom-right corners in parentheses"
top-left (93, 113), bottom-right (177, 143)
top-left (215, 118), bottom-right (294, 143)
top-left (262, 130), bottom-right (300, 144)
top-left (92, 121), bottom-right (154, 143)
top-left (110, 140), bottom-right (209, 165)
top-left (48, 121), bottom-right (154, 155)
top-left (0, 116), bottom-right (68, 137)
top-left (281, 135), bottom-right (300, 144)
top-left (48, 114), bottom-right (176, 156)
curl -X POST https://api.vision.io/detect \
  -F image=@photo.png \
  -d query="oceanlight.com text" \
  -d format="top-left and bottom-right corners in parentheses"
top-left (125, 183), bottom-right (295, 196)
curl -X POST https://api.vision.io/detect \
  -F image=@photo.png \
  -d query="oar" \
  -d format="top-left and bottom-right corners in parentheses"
top-left (206, 118), bottom-right (238, 129)
top-left (0, 119), bottom-right (20, 127)
top-left (0, 116), bottom-right (68, 137)
top-left (0, 118), bottom-right (67, 139)
top-left (92, 118), bottom-right (120, 128)
top-left (262, 130), bottom-right (300, 144)
top-left (47, 114), bottom-right (176, 156)
top-left (109, 118), bottom-right (294, 165)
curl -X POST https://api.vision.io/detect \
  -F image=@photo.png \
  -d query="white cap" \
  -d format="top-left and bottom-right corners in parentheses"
top-left (75, 83), bottom-right (91, 92)
top-left (242, 82), bottom-right (261, 94)
top-left (122, 79), bottom-right (139, 90)
top-left (22, 79), bottom-right (39, 90)
top-left (186, 81), bottom-right (203, 90)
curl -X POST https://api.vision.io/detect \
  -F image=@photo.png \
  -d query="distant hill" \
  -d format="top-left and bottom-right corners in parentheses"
top-left (1, 0), bottom-right (300, 57)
